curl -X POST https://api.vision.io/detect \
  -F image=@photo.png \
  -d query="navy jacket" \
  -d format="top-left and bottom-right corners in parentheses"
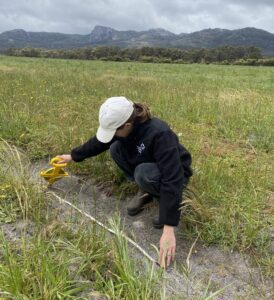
top-left (71, 117), bottom-right (192, 226)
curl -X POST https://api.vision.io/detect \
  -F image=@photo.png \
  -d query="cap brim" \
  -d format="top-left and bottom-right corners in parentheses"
top-left (96, 126), bottom-right (116, 143)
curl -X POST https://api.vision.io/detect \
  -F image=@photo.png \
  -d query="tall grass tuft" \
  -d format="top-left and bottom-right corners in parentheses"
top-left (0, 139), bottom-right (47, 222)
top-left (0, 140), bottom-right (162, 299)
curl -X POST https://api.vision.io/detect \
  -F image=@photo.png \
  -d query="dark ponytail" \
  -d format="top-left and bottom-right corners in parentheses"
top-left (117, 102), bottom-right (151, 130)
top-left (127, 102), bottom-right (151, 124)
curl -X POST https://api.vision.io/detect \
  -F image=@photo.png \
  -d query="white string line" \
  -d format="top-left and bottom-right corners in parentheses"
top-left (48, 191), bottom-right (159, 266)
top-left (0, 290), bottom-right (13, 297)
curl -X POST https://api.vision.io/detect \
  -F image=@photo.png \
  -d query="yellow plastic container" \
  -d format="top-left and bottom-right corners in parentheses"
top-left (40, 157), bottom-right (68, 185)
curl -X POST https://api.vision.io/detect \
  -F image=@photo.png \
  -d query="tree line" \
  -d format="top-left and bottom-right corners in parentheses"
top-left (4, 45), bottom-right (274, 66)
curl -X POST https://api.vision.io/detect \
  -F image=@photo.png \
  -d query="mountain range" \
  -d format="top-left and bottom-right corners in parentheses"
top-left (0, 26), bottom-right (273, 56)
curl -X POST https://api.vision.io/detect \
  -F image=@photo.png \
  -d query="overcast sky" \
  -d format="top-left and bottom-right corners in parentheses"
top-left (0, 0), bottom-right (274, 34)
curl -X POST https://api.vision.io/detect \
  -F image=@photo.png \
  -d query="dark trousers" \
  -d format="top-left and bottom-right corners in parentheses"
top-left (110, 141), bottom-right (189, 198)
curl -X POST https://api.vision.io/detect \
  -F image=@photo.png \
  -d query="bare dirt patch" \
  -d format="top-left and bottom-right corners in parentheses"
top-left (2, 160), bottom-right (270, 299)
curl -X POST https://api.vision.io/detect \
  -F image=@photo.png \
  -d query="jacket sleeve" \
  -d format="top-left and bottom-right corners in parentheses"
top-left (71, 135), bottom-right (112, 162)
top-left (153, 130), bottom-right (185, 226)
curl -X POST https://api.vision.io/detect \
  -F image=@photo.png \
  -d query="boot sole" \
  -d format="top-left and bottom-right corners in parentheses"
top-left (152, 223), bottom-right (164, 229)
top-left (127, 207), bottom-right (144, 216)
top-left (127, 196), bottom-right (153, 216)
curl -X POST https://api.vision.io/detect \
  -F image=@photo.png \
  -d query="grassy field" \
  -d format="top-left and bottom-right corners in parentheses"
top-left (0, 56), bottom-right (273, 298)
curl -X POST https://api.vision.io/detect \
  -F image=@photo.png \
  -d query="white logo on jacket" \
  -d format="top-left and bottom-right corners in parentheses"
top-left (137, 142), bottom-right (145, 154)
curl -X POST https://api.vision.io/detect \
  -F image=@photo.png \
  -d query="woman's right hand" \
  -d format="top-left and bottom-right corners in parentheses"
top-left (56, 154), bottom-right (72, 164)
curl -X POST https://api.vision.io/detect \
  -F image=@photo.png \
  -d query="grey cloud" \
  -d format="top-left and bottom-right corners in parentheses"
top-left (0, 0), bottom-right (273, 34)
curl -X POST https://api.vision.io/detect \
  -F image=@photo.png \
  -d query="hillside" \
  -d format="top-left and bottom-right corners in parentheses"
top-left (0, 26), bottom-right (274, 55)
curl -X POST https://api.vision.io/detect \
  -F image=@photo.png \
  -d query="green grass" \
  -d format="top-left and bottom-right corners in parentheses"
top-left (0, 56), bottom-right (273, 292)
top-left (0, 220), bottom-right (162, 299)
top-left (0, 140), bottom-right (162, 299)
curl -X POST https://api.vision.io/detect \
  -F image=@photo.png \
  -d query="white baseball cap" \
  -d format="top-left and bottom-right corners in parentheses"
top-left (96, 96), bottom-right (134, 143)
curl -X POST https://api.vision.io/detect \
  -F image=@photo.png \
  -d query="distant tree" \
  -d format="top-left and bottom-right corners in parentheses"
top-left (246, 46), bottom-right (262, 59)
top-left (5, 45), bottom-right (266, 66)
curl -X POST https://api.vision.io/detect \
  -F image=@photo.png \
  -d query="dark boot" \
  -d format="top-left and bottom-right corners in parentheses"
top-left (152, 215), bottom-right (164, 229)
top-left (127, 189), bottom-right (153, 216)
top-left (150, 197), bottom-right (164, 229)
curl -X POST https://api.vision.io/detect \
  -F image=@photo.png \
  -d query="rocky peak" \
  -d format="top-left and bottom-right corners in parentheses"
top-left (90, 25), bottom-right (116, 42)
top-left (147, 28), bottom-right (175, 37)
top-left (3, 29), bottom-right (30, 39)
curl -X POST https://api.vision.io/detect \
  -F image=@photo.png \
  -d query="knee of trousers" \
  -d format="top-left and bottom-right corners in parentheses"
top-left (134, 163), bottom-right (161, 188)
top-left (109, 141), bottom-right (122, 160)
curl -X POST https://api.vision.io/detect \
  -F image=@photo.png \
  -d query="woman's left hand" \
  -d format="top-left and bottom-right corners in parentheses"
top-left (159, 225), bottom-right (176, 268)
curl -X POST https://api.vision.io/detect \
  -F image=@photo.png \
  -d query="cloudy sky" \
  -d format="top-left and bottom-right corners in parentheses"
top-left (0, 0), bottom-right (274, 34)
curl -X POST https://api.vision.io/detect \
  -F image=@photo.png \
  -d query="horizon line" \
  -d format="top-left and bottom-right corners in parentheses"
top-left (1, 25), bottom-right (273, 36)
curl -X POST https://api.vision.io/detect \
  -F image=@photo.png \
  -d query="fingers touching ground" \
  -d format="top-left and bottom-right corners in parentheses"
top-left (159, 226), bottom-right (176, 268)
